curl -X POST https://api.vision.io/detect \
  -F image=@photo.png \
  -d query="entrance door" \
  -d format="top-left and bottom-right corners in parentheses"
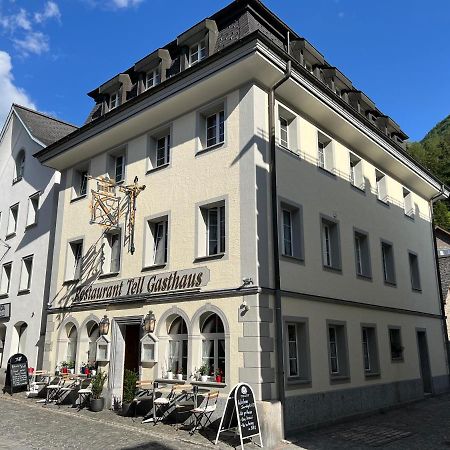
top-left (124, 324), bottom-right (140, 373)
top-left (417, 330), bottom-right (432, 394)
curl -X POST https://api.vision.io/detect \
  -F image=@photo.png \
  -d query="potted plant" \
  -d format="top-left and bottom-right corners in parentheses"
top-left (199, 363), bottom-right (209, 382)
top-left (67, 360), bottom-right (75, 374)
top-left (215, 368), bottom-right (223, 383)
top-left (176, 367), bottom-right (183, 381)
top-left (121, 369), bottom-right (138, 416)
top-left (166, 366), bottom-right (173, 380)
top-left (60, 361), bottom-right (68, 374)
top-left (89, 371), bottom-right (107, 412)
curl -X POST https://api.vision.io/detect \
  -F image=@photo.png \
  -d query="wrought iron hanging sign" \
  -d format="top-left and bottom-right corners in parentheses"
top-left (89, 175), bottom-right (146, 254)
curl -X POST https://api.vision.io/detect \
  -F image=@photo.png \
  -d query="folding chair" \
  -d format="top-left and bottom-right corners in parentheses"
top-left (189, 391), bottom-right (219, 435)
top-left (152, 384), bottom-right (179, 425)
top-left (76, 379), bottom-right (92, 410)
top-left (132, 380), bottom-right (153, 419)
top-left (56, 376), bottom-right (79, 406)
top-left (37, 376), bottom-right (63, 405)
top-left (173, 384), bottom-right (194, 429)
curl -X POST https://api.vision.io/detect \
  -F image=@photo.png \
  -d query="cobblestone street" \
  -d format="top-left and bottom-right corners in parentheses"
top-left (2, 392), bottom-right (450, 449)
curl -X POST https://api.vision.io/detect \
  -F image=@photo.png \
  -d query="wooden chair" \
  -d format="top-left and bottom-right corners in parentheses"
top-left (189, 391), bottom-right (220, 435)
top-left (132, 380), bottom-right (153, 419)
top-left (173, 384), bottom-right (194, 429)
top-left (152, 384), bottom-right (183, 425)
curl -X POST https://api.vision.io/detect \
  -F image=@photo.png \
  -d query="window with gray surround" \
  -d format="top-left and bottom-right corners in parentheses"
top-left (354, 229), bottom-right (371, 278)
top-left (73, 166), bottom-right (88, 199)
top-left (361, 325), bottom-right (380, 376)
top-left (277, 104), bottom-right (298, 152)
top-left (198, 101), bottom-right (225, 151)
top-left (145, 217), bottom-right (168, 266)
top-left (381, 240), bottom-right (396, 285)
top-left (321, 216), bottom-right (341, 270)
top-left (102, 228), bottom-right (121, 275)
top-left (327, 322), bottom-right (349, 379)
top-left (284, 318), bottom-right (310, 383)
top-left (409, 251), bottom-right (421, 291)
top-left (317, 132), bottom-right (333, 172)
top-left (280, 201), bottom-right (304, 260)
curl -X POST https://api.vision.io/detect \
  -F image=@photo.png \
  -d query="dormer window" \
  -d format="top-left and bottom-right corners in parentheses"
top-left (13, 150), bottom-right (25, 184)
top-left (109, 91), bottom-right (119, 110)
top-left (145, 68), bottom-right (161, 90)
top-left (189, 39), bottom-right (206, 66)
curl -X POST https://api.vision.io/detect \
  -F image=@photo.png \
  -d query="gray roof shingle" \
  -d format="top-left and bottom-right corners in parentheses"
top-left (13, 104), bottom-right (78, 146)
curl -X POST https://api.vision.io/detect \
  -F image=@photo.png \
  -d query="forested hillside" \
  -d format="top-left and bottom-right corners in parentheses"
top-left (407, 115), bottom-right (450, 230)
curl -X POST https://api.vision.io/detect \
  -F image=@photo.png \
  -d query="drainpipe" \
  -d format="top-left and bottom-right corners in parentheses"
top-left (268, 33), bottom-right (291, 435)
top-left (430, 189), bottom-right (450, 374)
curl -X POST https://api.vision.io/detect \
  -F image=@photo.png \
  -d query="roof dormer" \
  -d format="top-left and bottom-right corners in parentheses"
top-left (88, 73), bottom-right (132, 115)
top-left (177, 19), bottom-right (218, 71)
top-left (319, 66), bottom-right (353, 99)
top-left (134, 49), bottom-right (172, 95)
top-left (289, 38), bottom-right (324, 78)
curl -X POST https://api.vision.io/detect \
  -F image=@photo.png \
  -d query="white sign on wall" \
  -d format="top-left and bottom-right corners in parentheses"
top-left (74, 267), bottom-right (210, 303)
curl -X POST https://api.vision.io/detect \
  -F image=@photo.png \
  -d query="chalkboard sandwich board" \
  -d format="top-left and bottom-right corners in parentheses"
top-left (215, 383), bottom-right (263, 449)
top-left (4, 353), bottom-right (29, 395)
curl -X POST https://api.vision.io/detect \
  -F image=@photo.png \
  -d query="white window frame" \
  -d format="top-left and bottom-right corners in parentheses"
top-left (322, 223), bottom-right (332, 268)
top-left (317, 132), bottom-right (333, 172)
top-left (205, 111), bottom-right (225, 148)
top-left (279, 116), bottom-right (289, 148)
top-left (109, 91), bottom-right (119, 110)
top-left (7, 204), bottom-right (19, 236)
top-left (381, 241), bottom-right (396, 285)
top-left (145, 67), bottom-right (161, 90)
top-left (152, 220), bottom-right (168, 266)
top-left (65, 240), bottom-right (83, 282)
top-left (102, 229), bottom-right (121, 275)
top-left (282, 209), bottom-right (293, 257)
top-left (286, 323), bottom-right (299, 377)
top-left (349, 153), bottom-right (364, 190)
top-left (156, 135), bottom-right (170, 167)
top-left (409, 252), bottom-right (421, 291)
top-left (206, 205), bottom-right (225, 256)
top-left (113, 154), bottom-right (125, 183)
top-left (189, 39), bottom-right (206, 66)
top-left (403, 188), bottom-right (414, 218)
top-left (26, 193), bottom-right (39, 227)
top-left (0, 262), bottom-right (12, 295)
top-left (375, 170), bottom-right (388, 203)
top-left (19, 255), bottom-right (33, 292)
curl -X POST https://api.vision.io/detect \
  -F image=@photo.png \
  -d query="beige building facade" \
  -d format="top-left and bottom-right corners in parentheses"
top-left (36, 0), bottom-right (449, 441)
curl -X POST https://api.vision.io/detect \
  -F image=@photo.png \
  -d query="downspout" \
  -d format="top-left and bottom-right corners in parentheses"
top-left (430, 189), bottom-right (450, 374)
top-left (269, 32), bottom-right (291, 434)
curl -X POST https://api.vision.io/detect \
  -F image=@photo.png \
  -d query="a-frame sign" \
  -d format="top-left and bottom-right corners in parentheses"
top-left (215, 383), bottom-right (263, 449)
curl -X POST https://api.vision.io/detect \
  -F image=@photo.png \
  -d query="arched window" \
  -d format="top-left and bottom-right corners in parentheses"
top-left (17, 322), bottom-right (28, 354)
top-left (14, 150), bottom-right (25, 182)
top-left (66, 323), bottom-right (77, 363)
top-left (87, 322), bottom-right (99, 364)
top-left (168, 316), bottom-right (188, 376)
top-left (200, 313), bottom-right (225, 379)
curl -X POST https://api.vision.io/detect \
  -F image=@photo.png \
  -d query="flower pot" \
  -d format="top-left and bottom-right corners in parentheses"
top-left (177, 374), bottom-right (183, 381)
top-left (89, 397), bottom-right (105, 412)
top-left (167, 371), bottom-right (173, 380)
top-left (69, 369), bottom-right (74, 374)
top-left (215, 375), bottom-right (222, 383)
top-left (201, 375), bottom-right (208, 382)
top-left (91, 369), bottom-right (97, 377)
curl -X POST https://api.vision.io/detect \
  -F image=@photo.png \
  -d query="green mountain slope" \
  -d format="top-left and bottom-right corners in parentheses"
top-left (407, 115), bottom-right (450, 229)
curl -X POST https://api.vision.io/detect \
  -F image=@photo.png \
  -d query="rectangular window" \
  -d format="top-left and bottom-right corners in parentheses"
top-left (102, 229), bottom-right (121, 274)
top-left (7, 204), bottom-right (19, 236)
top-left (403, 188), bottom-right (414, 218)
top-left (381, 241), bottom-right (396, 285)
top-left (207, 206), bottom-right (225, 256)
top-left (282, 210), bottom-right (293, 257)
top-left (287, 323), bottom-right (299, 377)
top-left (206, 111), bottom-right (225, 148)
top-left (279, 117), bottom-right (289, 148)
top-left (152, 220), bottom-right (168, 265)
top-left (26, 194), bottom-right (39, 227)
top-left (361, 326), bottom-right (379, 375)
top-left (19, 255), bottom-right (33, 292)
top-left (189, 39), bottom-right (206, 66)
top-left (109, 91), bottom-right (119, 110)
top-left (409, 252), bottom-right (421, 291)
top-left (354, 230), bottom-right (371, 278)
top-left (327, 323), bottom-right (349, 378)
top-left (0, 263), bottom-right (12, 294)
top-left (349, 153), bottom-right (364, 190)
top-left (375, 170), bottom-right (388, 203)
top-left (66, 240), bottom-right (83, 281)
top-left (321, 218), bottom-right (341, 270)
top-left (156, 135), bottom-right (170, 167)
top-left (317, 133), bottom-right (333, 172)
top-left (145, 68), bottom-right (161, 90)
top-left (114, 154), bottom-right (125, 183)
top-left (389, 327), bottom-right (403, 360)
top-left (73, 169), bottom-right (88, 198)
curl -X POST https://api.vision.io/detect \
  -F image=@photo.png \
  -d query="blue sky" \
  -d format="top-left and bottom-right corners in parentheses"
top-left (0, 0), bottom-right (449, 141)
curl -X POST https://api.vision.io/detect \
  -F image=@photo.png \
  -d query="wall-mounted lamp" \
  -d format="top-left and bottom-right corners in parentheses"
top-left (99, 315), bottom-right (110, 336)
top-left (242, 277), bottom-right (253, 287)
top-left (240, 299), bottom-right (250, 313)
top-left (143, 310), bottom-right (156, 334)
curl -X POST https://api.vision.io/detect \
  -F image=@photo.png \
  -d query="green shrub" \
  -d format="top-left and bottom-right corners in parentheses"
top-left (91, 371), bottom-right (107, 399)
top-left (122, 369), bottom-right (138, 404)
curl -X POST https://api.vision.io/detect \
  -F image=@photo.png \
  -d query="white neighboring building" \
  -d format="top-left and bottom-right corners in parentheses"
top-left (0, 104), bottom-right (76, 370)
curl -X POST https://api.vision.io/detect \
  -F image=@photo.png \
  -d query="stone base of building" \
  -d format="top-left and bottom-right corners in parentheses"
top-left (284, 376), bottom-right (450, 435)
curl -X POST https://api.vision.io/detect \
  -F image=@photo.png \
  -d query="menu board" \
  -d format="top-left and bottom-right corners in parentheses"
top-left (215, 383), bottom-right (262, 449)
top-left (4, 353), bottom-right (29, 394)
top-left (235, 384), bottom-right (260, 439)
